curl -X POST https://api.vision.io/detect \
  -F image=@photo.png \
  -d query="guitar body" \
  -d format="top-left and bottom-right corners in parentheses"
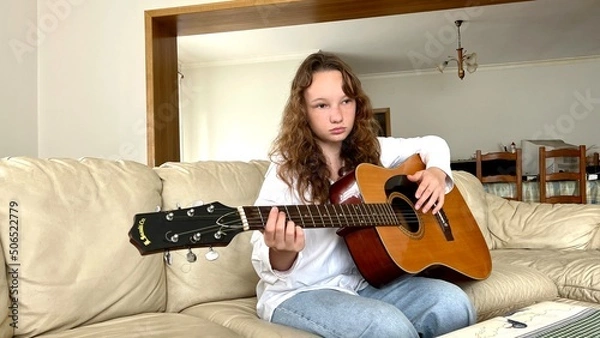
top-left (333, 155), bottom-right (492, 287)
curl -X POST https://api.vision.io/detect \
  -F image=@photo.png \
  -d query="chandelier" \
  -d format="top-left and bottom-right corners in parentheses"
top-left (437, 20), bottom-right (478, 80)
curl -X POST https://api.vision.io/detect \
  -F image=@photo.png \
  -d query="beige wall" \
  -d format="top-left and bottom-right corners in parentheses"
top-left (1, 0), bottom-right (38, 158)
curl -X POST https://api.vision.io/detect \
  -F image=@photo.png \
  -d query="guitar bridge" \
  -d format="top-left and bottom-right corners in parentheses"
top-left (435, 208), bottom-right (454, 241)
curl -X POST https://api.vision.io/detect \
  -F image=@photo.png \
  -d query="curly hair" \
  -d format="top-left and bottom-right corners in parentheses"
top-left (269, 52), bottom-right (382, 204)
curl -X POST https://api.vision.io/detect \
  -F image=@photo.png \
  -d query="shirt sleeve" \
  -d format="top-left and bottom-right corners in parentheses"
top-left (378, 135), bottom-right (454, 192)
top-left (251, 162), bottom-right (304, 284)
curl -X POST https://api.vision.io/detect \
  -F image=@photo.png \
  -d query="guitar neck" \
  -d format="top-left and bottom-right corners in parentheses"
top-left (239, 203), bottom-right (400, 230)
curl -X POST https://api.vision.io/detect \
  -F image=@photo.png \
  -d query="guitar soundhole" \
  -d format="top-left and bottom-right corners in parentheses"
top-left (385, 175), bottom-right (420, 233)
top-left (390, 195), bottom-right (420, 233)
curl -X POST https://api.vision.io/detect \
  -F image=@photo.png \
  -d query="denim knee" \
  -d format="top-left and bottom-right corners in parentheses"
top-left (357, 304), bottom-right (420, 338)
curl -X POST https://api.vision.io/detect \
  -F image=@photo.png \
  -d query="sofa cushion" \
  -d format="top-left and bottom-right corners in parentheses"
top-left (155, 160), bottom-right (270, 312)
top-left (485, 198), bottom-right (600, 250)
top-left (0, 157), bottom-right (165, 337)
top-left (456, 260), bottom-right (558, 321)
top-left (452, 171), bottom-right (493, 249)
top-left (492, 249), bottom-right (600, 304)
top-left (35, 313), bottom-right (242, 338)
top-left (182, 297), bottom-right (318, 338)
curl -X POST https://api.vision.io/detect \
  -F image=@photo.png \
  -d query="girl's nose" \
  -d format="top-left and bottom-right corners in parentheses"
top-left (330, 106), bottom-right (343, 123)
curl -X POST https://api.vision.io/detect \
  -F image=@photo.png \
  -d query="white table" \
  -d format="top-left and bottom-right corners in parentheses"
top-left (483, 179), bottom-right (600, 204)
top-left (439, 301), bottom-right (599, 338)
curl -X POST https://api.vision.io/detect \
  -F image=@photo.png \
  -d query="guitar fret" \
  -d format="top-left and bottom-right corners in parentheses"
top-left (256, 206), bottom-right (266, 228)
top-left (340, 204), bottom-right (351, 227)
top-left (323, 204), bottom-right (334, 227)
top-left (293, 205), bottom-right (307, 228)
top-left (358, 204), bottom-right (371, 226)
top-left (311, 205), bottom-right (326, 228)
top-left (374, 204), bottom-right (384, 225)
top-left (338, 205), bottom-right (349, 227)
top-left (306, 205), bottom-right (316, 227)
top-left (386, 204), bottom-right (399, 225)
top-left (330, 204), bottom-right (342, 227)
top-left (379, 204), bottom-right (394, 224)
top-left (352, 204), bottom-right (364, 225)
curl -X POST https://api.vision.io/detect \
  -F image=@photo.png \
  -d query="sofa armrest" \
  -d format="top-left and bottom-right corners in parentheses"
top-left (485, 193), bottom-right (600, 250)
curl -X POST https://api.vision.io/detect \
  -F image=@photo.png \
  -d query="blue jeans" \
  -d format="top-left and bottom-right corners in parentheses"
top-left (271, 275), bottom-right (476, 338)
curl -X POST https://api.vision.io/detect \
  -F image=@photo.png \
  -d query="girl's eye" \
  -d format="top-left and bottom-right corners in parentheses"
top-left (316, 103), bottom-right (327, 109)
top-left (342, 98), bottom-right (353, 104)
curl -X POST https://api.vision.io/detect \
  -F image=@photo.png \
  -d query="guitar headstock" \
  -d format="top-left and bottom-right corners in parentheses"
top-left (128, 201), bottom-right (245, 255)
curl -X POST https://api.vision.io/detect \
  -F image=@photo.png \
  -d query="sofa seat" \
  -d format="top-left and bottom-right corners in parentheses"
top-left (456, 261), bottom-right (558, 321)
top-left (492, 249), bottom-right (600, 303)
top-left (35, 313), bottom-right (241, 338)
top-left (181, 298), bottom-right (318, 338)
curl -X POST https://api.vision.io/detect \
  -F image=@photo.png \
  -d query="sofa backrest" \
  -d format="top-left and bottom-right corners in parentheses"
top-left (453, 170), bottom-right (600, 251)
top-left (485, 191), bottom-right (600, 250)
top-left (155, 160), bottom-right (270, 313)
top-left (451, 170), bottom-right (493, 249)
top-left (0, 157), bottom-right (166, 337)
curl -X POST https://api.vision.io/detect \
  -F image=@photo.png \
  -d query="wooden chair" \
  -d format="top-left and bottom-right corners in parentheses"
top-left (587, 152), bottom-right (599, 168)
top-left (539, 145), bottom-right (587, 204)
top-left (475, 149), bottom-right (522, 201)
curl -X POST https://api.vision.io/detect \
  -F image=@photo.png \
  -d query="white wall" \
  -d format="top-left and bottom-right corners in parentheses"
top-left (1, 0), bottom-right (38, 158)
top-left (180, 58), bottom-right (303, 161)
top-left (35, 0), bottom-right (220, 163)
top-left (183, 57), bottom-right (600, 162)
top-left (362, 57), bottom-right (600, 160)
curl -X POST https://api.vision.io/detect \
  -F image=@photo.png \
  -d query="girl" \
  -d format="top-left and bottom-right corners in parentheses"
top-left (251, 52), bottom-right (475, 338)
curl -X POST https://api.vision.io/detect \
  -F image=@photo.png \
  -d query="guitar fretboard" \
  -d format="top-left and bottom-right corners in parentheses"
top-left (239, 204), bottom-right (400, 230)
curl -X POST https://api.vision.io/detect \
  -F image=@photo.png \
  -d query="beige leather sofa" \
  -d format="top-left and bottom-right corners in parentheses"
top-left (0, 157), bottom-right (598, 337)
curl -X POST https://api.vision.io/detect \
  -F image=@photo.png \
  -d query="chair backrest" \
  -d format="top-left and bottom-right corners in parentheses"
top-left (587, 152), bottom-right (599, 168)
top-left (475, 149), bottom-right (522, 201)
top-left (538, 145), bottom-right (587, 204)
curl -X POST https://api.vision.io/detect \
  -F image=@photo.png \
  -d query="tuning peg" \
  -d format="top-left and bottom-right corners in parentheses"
top-left (155, 205), bottom-right (161, 212)
top-left (214, 230), bottom-right (225, 239)
top-left (190, 232), bottom-right (201, 243)
top-left (168, 233), bottom-right (179, 243)
top-left (164, 250), bottom-right (172, 265)
top-left (186, 248), bottom-right (197, 263)
top-left (205, 247), bottom-right (219, 261)
top-left (191, 200), bottom-right (204, 207)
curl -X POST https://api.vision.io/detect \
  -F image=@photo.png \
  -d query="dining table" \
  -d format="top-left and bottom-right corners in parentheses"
top-left (482, 177), bottom-right (600, 204)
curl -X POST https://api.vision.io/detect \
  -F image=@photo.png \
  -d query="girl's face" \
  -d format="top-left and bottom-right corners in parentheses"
top-left (304, 70), bottom-right (356, 151)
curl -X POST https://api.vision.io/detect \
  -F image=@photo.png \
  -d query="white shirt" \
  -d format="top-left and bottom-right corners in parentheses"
top-left (250, 136), bottom-right (453, 321)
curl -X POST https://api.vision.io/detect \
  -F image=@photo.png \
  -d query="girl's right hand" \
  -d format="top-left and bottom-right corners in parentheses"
top-left (263, 206), bottom-right (305, 271)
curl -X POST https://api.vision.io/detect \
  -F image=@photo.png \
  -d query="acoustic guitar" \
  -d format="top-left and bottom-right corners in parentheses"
top-left (129, 155), bottom-right (492, 287)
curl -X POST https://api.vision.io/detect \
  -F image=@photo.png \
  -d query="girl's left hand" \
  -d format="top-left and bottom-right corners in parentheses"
top-left (407, 167), bottom-right (447, 214)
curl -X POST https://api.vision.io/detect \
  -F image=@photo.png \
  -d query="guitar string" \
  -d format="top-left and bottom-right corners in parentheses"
top-left (170, 205), bottom-right (421, 228)
top-left (167, 206), bottom-right (421, 239)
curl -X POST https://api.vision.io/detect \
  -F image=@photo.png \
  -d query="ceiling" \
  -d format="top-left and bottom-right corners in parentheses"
top-left (178, 0), bottom-right (600, 75)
